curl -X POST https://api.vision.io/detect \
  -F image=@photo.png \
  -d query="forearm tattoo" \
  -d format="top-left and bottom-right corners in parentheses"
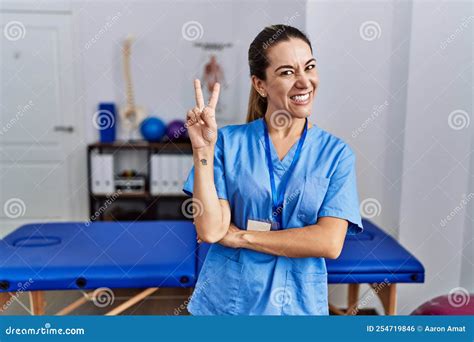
top-left (200, 159), bottom-right (207, 166)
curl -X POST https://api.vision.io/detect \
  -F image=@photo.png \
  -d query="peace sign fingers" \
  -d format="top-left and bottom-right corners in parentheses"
top-left (207, 82), bottom-right (220, 110)
top-left (194, 79), bottom-right (220, 110)
top-left (187, 80), bottom-right (219, 149)
top-left (194, 79), bottom-right (205, 110)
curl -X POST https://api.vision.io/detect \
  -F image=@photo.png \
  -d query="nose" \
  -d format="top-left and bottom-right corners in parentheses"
top-left (294, 71), bottom-right (311, 90)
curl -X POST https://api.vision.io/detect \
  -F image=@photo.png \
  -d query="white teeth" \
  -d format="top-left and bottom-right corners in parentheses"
top-left (290, 93), bottom-right (310, 102)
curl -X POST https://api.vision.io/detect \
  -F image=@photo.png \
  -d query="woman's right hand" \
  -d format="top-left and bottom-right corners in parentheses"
top-left (186, 79), bottom-right (220, 150)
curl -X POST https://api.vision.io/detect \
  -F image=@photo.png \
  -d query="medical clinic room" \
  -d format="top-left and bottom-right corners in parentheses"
top-left (0, 0), bottom-right (473, 340)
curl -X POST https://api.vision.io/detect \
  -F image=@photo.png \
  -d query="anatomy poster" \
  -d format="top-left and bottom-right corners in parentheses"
top-left (194, 42), bottom-right (237, 123)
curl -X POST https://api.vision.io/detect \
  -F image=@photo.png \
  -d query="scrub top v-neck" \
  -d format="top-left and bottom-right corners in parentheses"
top-left (183, 118), bottom-right (363, 315)
top-left (263, 118), bottom-right (308, 230)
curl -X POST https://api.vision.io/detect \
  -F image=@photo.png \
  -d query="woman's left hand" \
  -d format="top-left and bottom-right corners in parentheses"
top-left (196, 223), bottom-right (245, 248)
top-left (217, 223), bottom-right (245, 249)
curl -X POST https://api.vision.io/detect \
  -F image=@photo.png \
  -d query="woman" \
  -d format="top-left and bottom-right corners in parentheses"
top-left (183, 25), bottom-right (363, 315)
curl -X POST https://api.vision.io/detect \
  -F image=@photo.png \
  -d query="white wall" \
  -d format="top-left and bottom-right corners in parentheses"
top-left (66, 0), bottom-right (307, 174)
top-left (307, 0), bottom-right (473, 314)
top-left (460, 119), bottom-right (473, 292)
top-left (398, 0), bottom-right (473, 313)
top-left (306, 0), bottom-right (412, 313)
top-left (307, 0), bottom-right (411, 236)
top-left (69, 0), bottom-right (306, 143)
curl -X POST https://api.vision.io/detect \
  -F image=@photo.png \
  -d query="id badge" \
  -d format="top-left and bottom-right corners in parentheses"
top-left (247, 219), bottom-right (271, 232)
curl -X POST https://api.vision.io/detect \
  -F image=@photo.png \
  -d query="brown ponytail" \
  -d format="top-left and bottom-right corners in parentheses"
top-left (246, 25), bottom-right (313, 123)
top-left (246, 87), bottom-right (267, 123)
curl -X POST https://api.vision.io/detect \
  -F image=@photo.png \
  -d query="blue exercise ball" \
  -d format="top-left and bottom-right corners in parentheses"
top-left (140, 117), bottom-right (166, 142)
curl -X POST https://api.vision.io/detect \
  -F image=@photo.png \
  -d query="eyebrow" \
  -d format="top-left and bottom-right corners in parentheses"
top-left (274, 58), bottom-right (316, 72)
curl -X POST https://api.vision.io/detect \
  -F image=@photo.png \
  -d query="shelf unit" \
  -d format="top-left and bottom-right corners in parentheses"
top-left (87, 140), bottom-right (193, 222)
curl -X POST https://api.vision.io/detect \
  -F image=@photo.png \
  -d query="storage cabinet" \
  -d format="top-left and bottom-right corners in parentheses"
top-left (87, 141), bottom-right (194, 221)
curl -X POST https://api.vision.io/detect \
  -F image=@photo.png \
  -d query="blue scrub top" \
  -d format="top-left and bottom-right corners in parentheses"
top-left (183, 118), bottom-right (363, 315)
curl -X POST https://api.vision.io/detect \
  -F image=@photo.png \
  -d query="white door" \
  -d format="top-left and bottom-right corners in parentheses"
top-left (0, 11), bottom-right (85, 237)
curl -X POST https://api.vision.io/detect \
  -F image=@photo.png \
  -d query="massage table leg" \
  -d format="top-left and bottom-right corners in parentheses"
top-left (29, 291), bottom-right (45, 315)
top-left (372, 283), bottom-right (397, 315)
top-left (346, 284), bottom-right (360, 315)
top-left (329, 284), bottom-right (360, 315)
top-left (106, 287), bottom-right (159, 316)
top-left (56, 293), bottom-right (90, 315)
top-left (57, 287), bottom-right (160, 315)
top-left (330, 283), bottom-right (397, 315)
top-left (0, 292), bottom-right (10, 312)
top-left (328, 303), bottom-right (346, 315)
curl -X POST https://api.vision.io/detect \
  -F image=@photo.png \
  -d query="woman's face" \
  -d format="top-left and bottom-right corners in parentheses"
top-left (254, 38), bottom-right (319, 119)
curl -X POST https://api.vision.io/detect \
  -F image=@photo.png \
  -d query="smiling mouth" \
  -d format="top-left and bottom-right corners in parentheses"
top-left (289, 91), bottom-right (312, 104)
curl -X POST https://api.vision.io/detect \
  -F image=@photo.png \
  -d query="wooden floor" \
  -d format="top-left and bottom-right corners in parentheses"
top-left (0, 288), bottom-right (192, 316)
top-left (1, 288), bottom-right (381, 316)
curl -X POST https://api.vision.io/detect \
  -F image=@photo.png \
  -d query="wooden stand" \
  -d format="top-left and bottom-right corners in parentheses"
top-left (329, 283), bottom-right (397, 315)
top-left (1, 288), bottom-right (160, 316)
top-left (29, 291), bottom-right (46, 315)
top-left (2, 283), bottom-right (398, 316)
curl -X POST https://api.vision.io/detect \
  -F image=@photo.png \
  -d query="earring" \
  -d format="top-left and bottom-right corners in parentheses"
top-left (260, 92), bottom-right (266, 97)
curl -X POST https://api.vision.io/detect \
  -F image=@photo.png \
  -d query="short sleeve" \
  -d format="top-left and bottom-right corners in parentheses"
top-left (182, 130), bottom-right (228, 200)
top-left (318, 145), bottom-right (363, 235)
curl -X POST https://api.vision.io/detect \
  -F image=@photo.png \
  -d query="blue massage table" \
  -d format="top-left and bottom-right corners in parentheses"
top-left (327, 219), bottom-right (424, 315)
top-left (0, 221), bottom-right (197, 315)
top-left (0, 219), bottom-right (423, 315)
